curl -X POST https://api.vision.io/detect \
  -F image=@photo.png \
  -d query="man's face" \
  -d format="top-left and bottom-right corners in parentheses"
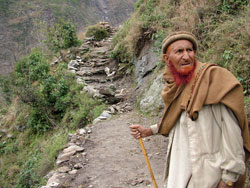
top-left (163, 40), bottom-right (195, 75)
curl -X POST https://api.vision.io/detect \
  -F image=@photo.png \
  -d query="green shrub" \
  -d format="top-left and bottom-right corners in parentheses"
top-left (28, 50), bottom-right (49, 81)
top-left (13, 49), bottom-right (49, 108)
top-left (27, 109), bottom-right (50, 133)
top-left (40, 75), bottom-right (71, 114)
top-left (15, 150), bottom-right (41, 188)
top-left (85, 24), bottom-right (109, 41)
top-left (46, 19), bottom-right (80, 53)
top-left (15, 49), bottom-right (49, 82)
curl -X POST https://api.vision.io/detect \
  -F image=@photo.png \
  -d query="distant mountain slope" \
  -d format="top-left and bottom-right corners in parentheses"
top-left (0, 0), bottom-right (136, 74)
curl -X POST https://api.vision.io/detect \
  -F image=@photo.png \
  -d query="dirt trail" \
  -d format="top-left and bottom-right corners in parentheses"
top-left (60, 111), bottom-right (168, 188)
top-left (43, 23), bottom-right (168, 188)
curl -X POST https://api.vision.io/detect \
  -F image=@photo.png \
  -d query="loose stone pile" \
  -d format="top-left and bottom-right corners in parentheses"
top-left (41, 127), bottom-right (91, 188)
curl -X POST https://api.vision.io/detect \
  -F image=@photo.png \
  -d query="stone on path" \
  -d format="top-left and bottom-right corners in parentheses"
top-left (69, 169), bottom-right (78, 175)
top-left (58, 166), bottom-right (71, 173)
top-left (56, 150), bottom-right (76, 165)
top-left (63, 145), bottom-right (85, 153)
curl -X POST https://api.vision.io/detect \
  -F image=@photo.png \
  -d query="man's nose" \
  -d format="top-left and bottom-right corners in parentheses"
top-left (182, 51), bottom-right (189, 60)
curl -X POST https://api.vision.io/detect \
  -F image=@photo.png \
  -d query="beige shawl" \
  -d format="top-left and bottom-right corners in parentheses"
top-left (158, 61), bottom-right (250, 152)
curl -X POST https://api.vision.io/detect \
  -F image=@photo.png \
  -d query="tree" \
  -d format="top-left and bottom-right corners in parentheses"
top-left (45, 19), bottom-right (80, 54)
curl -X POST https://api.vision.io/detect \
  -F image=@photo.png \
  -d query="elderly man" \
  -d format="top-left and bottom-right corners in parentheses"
top-left (130, 31), bottom-right (250, 188)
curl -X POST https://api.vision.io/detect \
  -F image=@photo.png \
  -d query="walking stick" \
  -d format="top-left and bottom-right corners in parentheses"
top-left (139, 138), bottom-right (158, 188)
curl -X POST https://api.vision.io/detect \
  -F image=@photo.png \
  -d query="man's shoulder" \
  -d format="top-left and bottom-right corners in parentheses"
top-left (203, 63), bottom-right (239, 82)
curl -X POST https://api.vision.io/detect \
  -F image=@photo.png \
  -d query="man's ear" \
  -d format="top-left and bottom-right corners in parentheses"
top-left (162, 54), bottom-right (168, 63)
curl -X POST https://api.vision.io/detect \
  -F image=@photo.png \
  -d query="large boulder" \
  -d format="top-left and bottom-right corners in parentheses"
top-left (139, 74), bottom-right (165, 114)
top-left (134, 42), bottom-right (158, 85)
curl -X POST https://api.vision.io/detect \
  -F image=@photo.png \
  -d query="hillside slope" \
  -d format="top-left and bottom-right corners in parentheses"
top-left (0, 0), bottom-right (136, 74)
top-left (0, 0), bottom-right (249, 187)
top-left (112, 0), bottom-right (250, 97)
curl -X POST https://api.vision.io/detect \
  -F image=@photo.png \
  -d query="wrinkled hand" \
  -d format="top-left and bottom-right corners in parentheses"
top-left (129, 124), bottom-right (153, 139)
top-left (217, 180), bottom-right (233, 188)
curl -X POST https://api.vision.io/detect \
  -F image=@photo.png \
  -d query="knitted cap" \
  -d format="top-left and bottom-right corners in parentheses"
top-left (162, 31), bottom-right (198, 54)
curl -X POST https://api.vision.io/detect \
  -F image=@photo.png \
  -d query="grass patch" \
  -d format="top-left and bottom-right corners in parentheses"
top-left (85, 24), bottom-right (109, 41)
top-left (36, 130), bottom-right (68, 177)
top-left (0, 128), bottom-right (68, 187)
top-left (245, 96), bottom-right (250, 119)
top-left (112, 0), bottom-right (250, 93)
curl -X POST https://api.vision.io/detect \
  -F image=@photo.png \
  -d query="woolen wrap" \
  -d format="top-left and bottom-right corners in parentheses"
top-left (158, 61), bottom-right (250, 187)
top-left (158, 61), bottom-right (250, 152)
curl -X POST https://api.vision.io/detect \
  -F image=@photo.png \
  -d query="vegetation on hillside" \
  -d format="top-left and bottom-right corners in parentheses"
top-left (0, 0), bottom-right (136, 75)
top-left (46, 19), bottom-right (80, 53)
top-left (0, 21), bottom-right (105, 187)
top-left (0, 0), bottom-right (250, 187)
top-left (111, 0), bottom-right (250, 94)
top-left (85, 24), bottom-right (109, 41)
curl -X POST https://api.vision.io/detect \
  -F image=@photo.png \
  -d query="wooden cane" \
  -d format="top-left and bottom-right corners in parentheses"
top-left (139, 138), bottom-right (158, 188)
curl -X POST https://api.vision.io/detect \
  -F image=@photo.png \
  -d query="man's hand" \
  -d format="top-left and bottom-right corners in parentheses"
top-left (130, 124), bottom-right (153, 139)
top-left (217, 180), bottom-right (233, 188)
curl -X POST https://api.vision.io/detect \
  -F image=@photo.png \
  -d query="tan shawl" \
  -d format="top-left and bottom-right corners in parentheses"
top-left (158, 61), bottom-right (250, 152)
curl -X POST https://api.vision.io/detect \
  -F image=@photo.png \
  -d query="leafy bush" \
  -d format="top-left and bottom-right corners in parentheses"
top-left (15, 150), bottom-right (41, 188)
top-left (46, 19), bottom-right (80, 53)
top-left (40, 75), bottom-right (71, 114)
top-left (85, 24), bottom-right (109, 41)
top-left (15, 49), bottom-right (49, 82)
top-left (27, 109), bottom-right (50, 133)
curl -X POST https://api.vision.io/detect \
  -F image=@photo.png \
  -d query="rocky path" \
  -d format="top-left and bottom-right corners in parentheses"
top-left (42, 23), bottom-right (168, 188)
top-left (42, 111), bottom-right (168, 188)
top-left (41, 22), bottom-right (250, 188)
top-left (80, 112), bottom-right (167, 188)
top-left (66, 23), bottom-right (126, 106)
